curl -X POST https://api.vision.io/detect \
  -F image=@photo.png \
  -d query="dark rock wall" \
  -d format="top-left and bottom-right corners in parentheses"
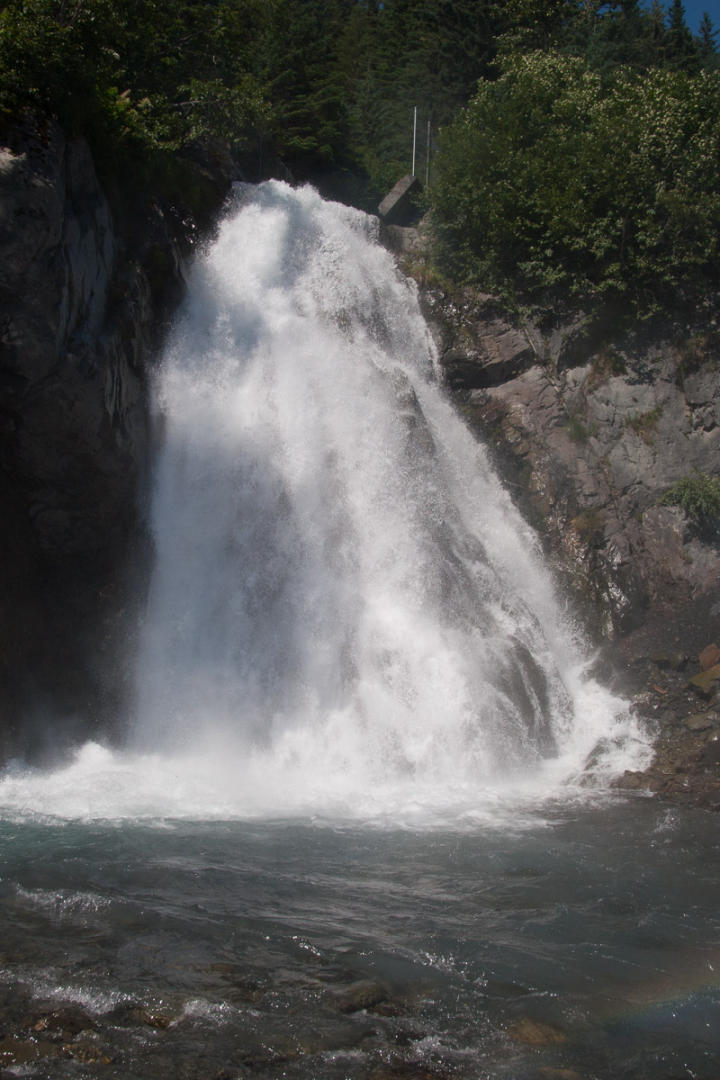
top-left (0, 120), bottom-right (215, 760)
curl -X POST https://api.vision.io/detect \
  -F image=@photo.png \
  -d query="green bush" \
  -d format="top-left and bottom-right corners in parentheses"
top-left (660, 472), bottom-right (720, 533)
top-left (0, 0), bottom-right (270, 162)
top-left (430, 52), bottom-right (720, 313)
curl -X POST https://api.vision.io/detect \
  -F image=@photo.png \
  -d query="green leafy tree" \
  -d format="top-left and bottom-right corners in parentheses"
top-left (430, 52), bottom-right (720, 312)
top-left (0, 0), bottom-right (272, 159)
top-left (0, 0), bottom-right (121, 131)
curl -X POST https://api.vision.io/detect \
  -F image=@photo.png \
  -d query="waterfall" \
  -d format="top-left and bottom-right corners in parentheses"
top-left (0, 182), bottom-right (650, 823)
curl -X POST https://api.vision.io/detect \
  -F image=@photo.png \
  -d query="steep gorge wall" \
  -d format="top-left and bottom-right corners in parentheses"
top-left (423, 292), bottom-right (720, 652)
top-left (386, 225), bottom-right (720, 671)
top-left (0, 120), bottom-right (231, 759)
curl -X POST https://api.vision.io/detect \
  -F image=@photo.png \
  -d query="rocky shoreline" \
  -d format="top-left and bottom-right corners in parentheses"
top-left (611, 645), bottom-right (720, 810)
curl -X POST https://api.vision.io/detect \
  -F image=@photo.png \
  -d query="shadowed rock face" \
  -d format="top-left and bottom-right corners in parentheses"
top-left (0, 120), bottom-right (214, 760)
top-left (1, 128), bottom-right (144, 554)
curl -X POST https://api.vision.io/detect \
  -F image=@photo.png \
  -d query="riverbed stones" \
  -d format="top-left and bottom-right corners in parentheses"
top-left (540, 1069), bottom-right (584, 1080)
top-left (651, 652), bottom-right (689, 672)
top-left (334, 979), bottom-right (390, 1013)
top-left (61, 1040), bottom-right (112, 1065)
top-left (507, 1017), bottom-right (568, 1046)
top-left (698, 734), bottom-right (720, 765)
top-left (699, 643), bottom-right (720, 670)
top-left (25, 1005), bottom-right (96, 1041)
top-left (689, 664), bottom-right (720, 698)
top-left (685, 713), bottom-right (716, 731)
top-left (368, 1063), bottom-right (454, 1080)
top-left (0, 1034), bottom-right (59, 1066)
top-left (611, 656), bottom-right (720, 807)
top-left (132, 1008), bottom-right (173, 1029)
top-left (614, 770), bottom-right (647, 790)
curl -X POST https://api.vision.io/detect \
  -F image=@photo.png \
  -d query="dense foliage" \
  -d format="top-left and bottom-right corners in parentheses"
top-left (0, 0), bottom-right (718, 306)
top-left (337, 0), bottom-right (503, 195)
top-left (0, 0), bottom-right (504, 200)
top-left (0, 0), bottom-right (270, 169)
top-left (431, 53), bottom-right (720, 311)
top-left (429, 1), bottom-right (720, 312)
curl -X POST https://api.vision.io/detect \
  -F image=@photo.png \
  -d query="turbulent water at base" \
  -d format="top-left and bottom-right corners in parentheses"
top-left (0, 180), bottom-right (649, 824)
top-left (0, 184), bottom-right (718, 1080)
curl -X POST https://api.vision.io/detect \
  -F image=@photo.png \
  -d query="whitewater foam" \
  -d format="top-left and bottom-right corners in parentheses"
top-left (0, 181), bottom-right (651, 825)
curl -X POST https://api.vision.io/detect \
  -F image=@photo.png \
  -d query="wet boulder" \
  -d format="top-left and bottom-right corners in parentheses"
top-left (334, 979), bottom-right (391, 1014)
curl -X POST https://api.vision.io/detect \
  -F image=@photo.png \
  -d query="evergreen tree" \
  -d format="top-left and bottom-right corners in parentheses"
top-left (669, 0), bottom-right (689, 32)
top-left (666, 0), bottom-right (696, 66)
top-left (645, 0), bottom-right (669, 62)
top-left (698, 11), bottom-right (717, 49)
top-left (697, 11), bottom-right (719, 67)
top-left (261, 0), bottom-right (354, 174)
top-left (563, 0), bottom-right (662, 72)
top-left (338, 0), bottom-right (502, 198)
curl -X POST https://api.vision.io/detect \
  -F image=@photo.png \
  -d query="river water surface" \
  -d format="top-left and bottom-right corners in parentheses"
top-left (0, 800), bottom-right (718, 1078)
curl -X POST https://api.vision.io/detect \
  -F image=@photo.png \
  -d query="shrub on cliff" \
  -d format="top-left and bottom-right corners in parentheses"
top-left (430, 52), bottom-right (720, 313)
top-left (660, 473), bottom-right (720, 536)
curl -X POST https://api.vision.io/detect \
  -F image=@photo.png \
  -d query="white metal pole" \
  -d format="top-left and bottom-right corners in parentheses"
top-left (425, 118), bottom-right (431, 187)
top-left (412, 106), bottom-right (417, 177)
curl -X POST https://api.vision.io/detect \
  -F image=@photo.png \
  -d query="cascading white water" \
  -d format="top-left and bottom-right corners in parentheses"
top-left (0, 182), bottom-right (650, 823)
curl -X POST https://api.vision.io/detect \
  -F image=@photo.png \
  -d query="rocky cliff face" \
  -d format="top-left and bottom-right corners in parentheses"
top-left (423, 290), bottom-right (720, 631)
top-left (0, 119), bottom-right (230, 759)
top-left (416, 276), bottom-right (720, 806)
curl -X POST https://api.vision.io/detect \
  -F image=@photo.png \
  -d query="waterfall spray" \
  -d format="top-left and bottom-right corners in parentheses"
top-left (0, 182), bottom-right (650, 823)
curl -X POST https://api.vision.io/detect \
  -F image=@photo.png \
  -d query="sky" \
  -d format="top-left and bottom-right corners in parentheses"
top-left (675, 0), bottom-right (718, 33)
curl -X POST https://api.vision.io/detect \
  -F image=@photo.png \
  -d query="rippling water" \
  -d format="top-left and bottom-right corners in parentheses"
top-left (1, 801), bottom-right (719, 1078)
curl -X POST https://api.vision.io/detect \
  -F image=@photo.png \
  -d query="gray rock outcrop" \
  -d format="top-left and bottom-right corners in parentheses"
top-left (416, 281), bottom-right (720, 659)
top-left (377, 174), bottom-right (422, 227)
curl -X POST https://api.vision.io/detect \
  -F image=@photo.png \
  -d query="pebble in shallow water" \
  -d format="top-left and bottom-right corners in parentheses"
top-left (507, 1017), bottom-right (568, 1046)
